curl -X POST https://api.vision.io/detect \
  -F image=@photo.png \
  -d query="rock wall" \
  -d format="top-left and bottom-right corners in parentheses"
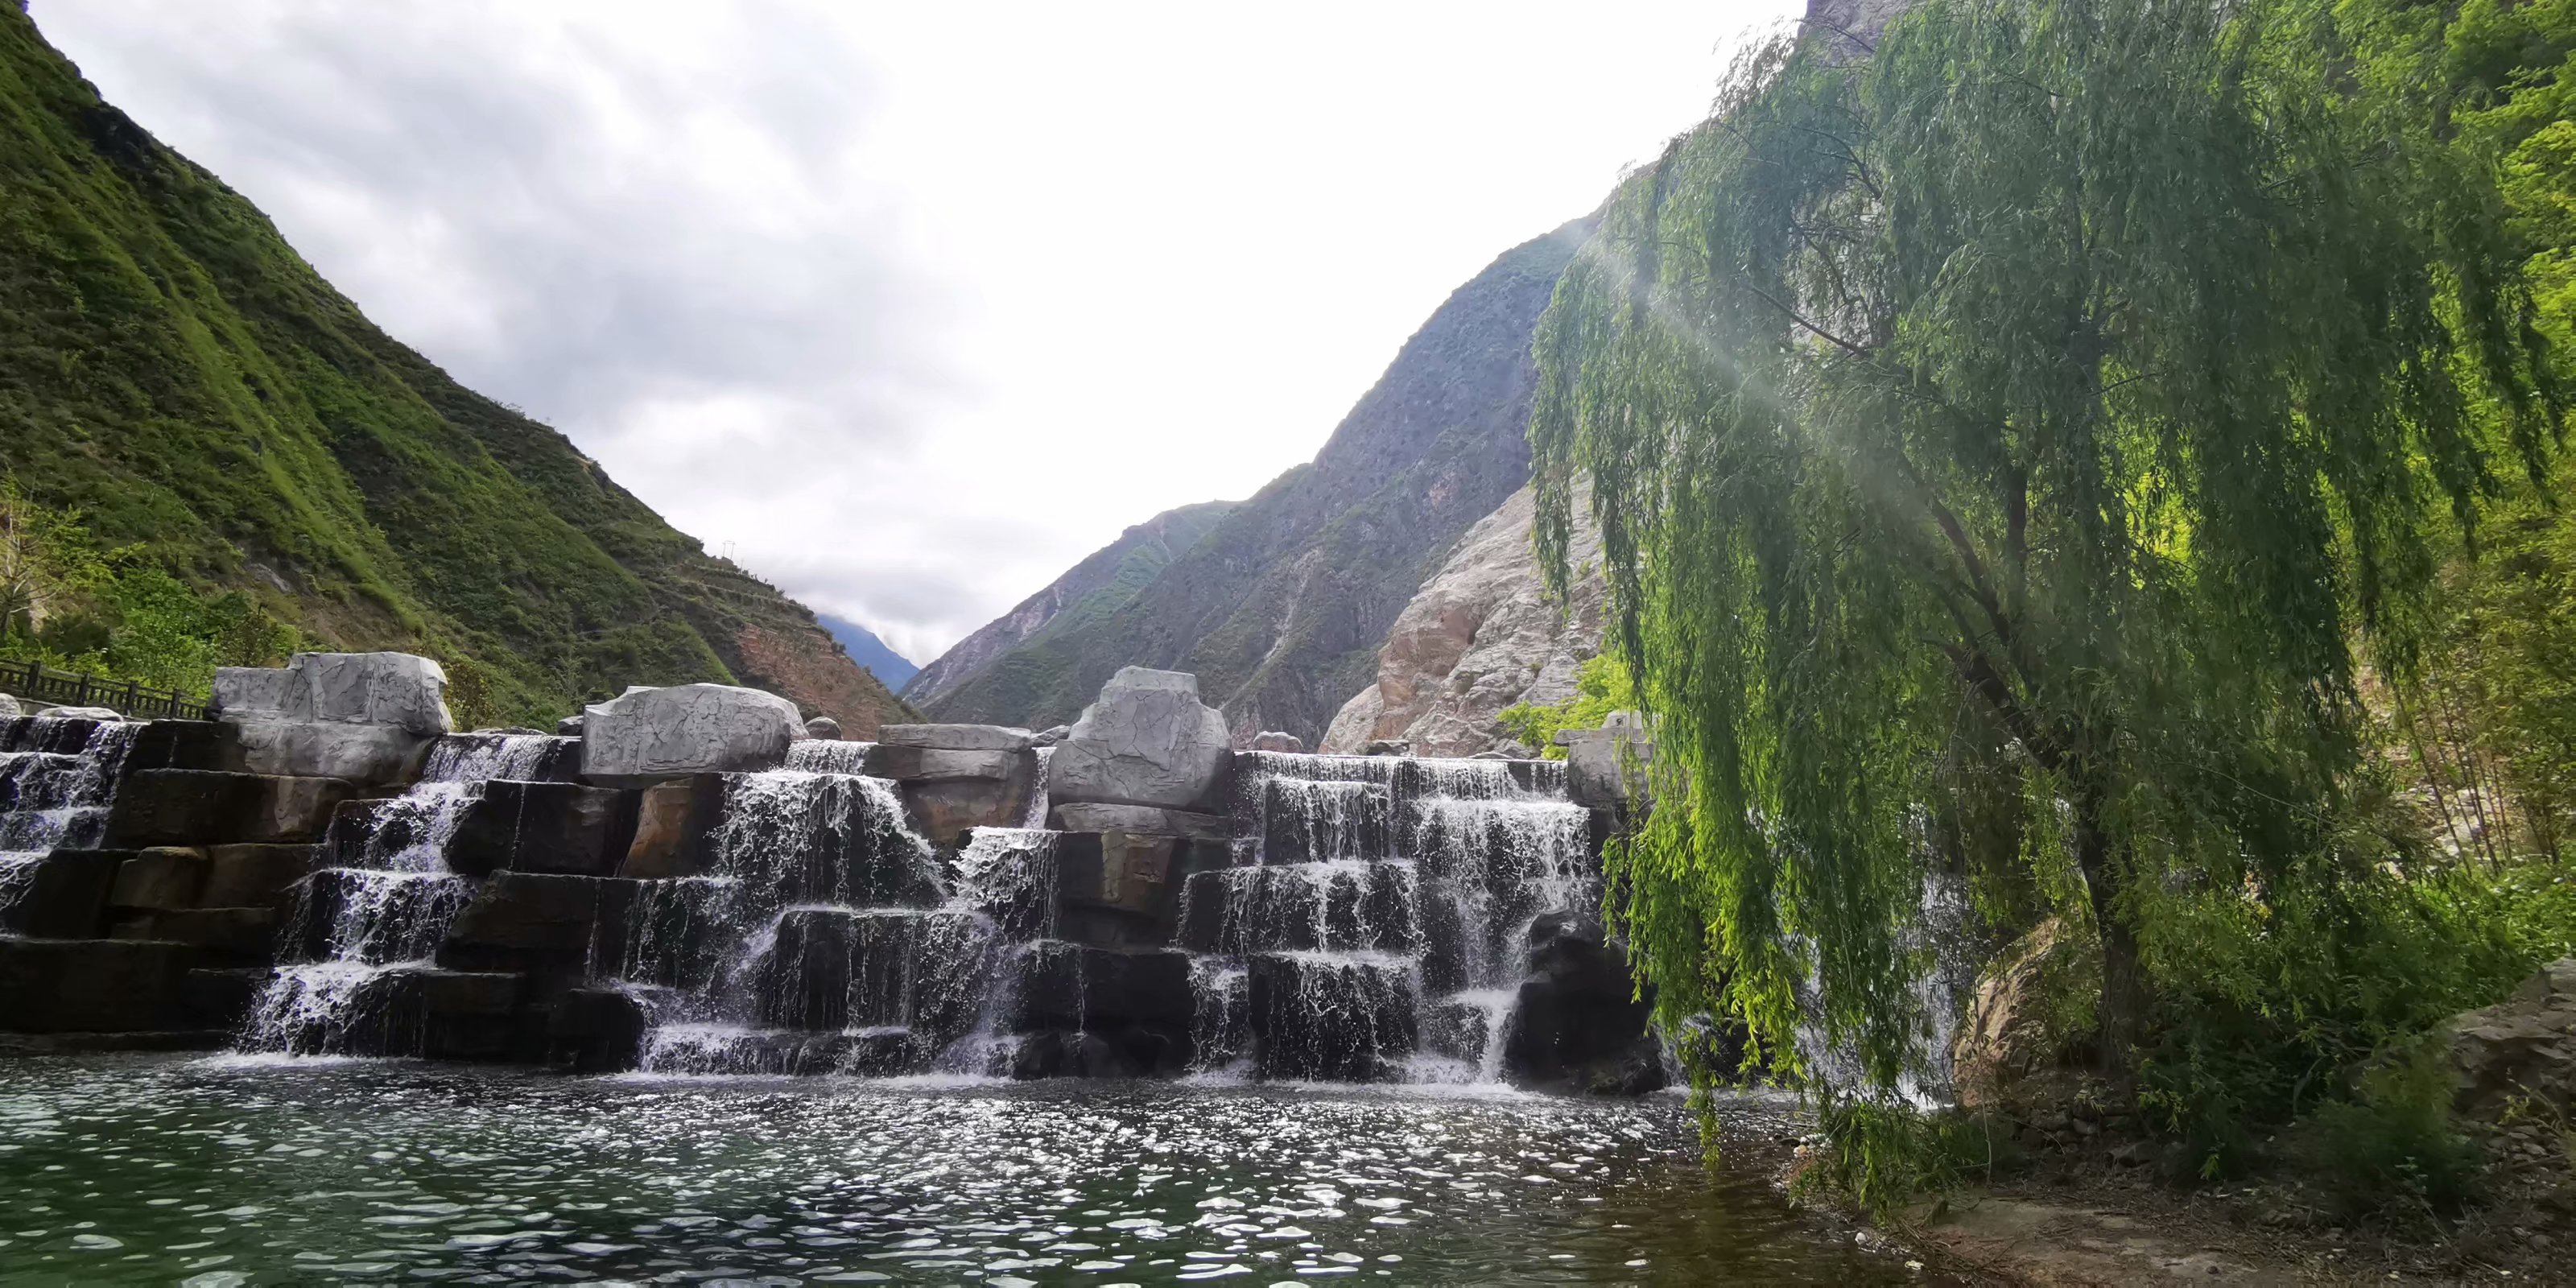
top-left (1321, 483), bottom-right (1606, 758)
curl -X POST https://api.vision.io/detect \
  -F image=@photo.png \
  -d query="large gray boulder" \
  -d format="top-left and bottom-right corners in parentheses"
top-left (1046, 667), bottom-right (1233, 812)
top-left (579, 683), bottom-right (803, 786)
top-left (214, 652), bottom-right (453, 785)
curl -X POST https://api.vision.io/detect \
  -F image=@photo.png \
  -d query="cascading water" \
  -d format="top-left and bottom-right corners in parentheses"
top-left (237, 733), bottom-right (572, 1055)
top-left (0, 715), bottom-right (138, 927)
top-left (1181, 751), bottom-right (1600, 1085)
top-left (782, 739), bottom-right (875, 775)
top-left (616, 766), bottom-right (975, 1075)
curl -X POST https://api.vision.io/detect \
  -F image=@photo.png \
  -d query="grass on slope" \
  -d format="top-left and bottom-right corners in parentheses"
top-left (0, 7), bottom-right (905, 729)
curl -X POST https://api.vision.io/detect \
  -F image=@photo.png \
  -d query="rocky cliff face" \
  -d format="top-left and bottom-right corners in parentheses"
top-left (0, 9), bottom-right (908, 733)
top-left (903, 501), bottom-right (1236, 709)
top-left (1319, 482), bottom-right (1604, 758)
top-left (917, 223), bottom-right (1592, 744)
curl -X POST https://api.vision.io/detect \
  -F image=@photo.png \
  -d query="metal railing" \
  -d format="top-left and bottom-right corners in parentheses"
top-left (0, 659), bottom-right (211, 720)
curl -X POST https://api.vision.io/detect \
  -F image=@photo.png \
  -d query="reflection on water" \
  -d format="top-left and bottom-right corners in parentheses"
top-left (0, 1056), bottom-right (1924, 1285)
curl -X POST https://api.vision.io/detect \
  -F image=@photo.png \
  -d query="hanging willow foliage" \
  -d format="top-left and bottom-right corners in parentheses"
top-left (1531, 0), bottom-right (2563, 1113)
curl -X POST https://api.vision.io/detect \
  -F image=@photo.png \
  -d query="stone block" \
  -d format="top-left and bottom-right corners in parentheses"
top-left (1, 850), bottom-right (129, 937)
top-left (226, 722), bottom-right (436, 787)
top-left (0, 691), bottom-right (15, 719)
top-left (1247, 953), bottom-right (1418, 1082)
top-left (1047, 801), bottom-right (1232, 840)
top-left (867, 745), bottom-right (1026, 781)
top-left (180, 967), bottom-right (266, 1030)
top-left (215, 651), bottom-right (453, 734)
top-left (547, 986), bottom-right (648, 1073)
top-left (105, 770), bottom-right (353, 847)
top-left (0, 938), bottom-right (203, 1032)
top-left (619, 776), bottom-right (722, 878)
top-left (803, 716), bottom-right (842, 741)
top-left (901, 775), bottom-right (1038, 848)
top-left (216, 652), bottom-right (452, 785)
top-left (1558, 712), bottom-right (1653, 810)
top-left (108, 847), bottom-right (209, 911)
top-left (878, 723), bottom-right (1037, 751)
top-left (1011, 944), bottom-right (1194, 1032)
top-left (445, 781), bottom-right (639, 878)
top-left (1046, 667), bottom-right (1234, 811)
top-left (110, 906), bottom-right (279, 960)
top-left (579, 683), bottom-right (803, 786)
top-left (1056, 832), bottom-right (1174, 920)
top-left (439, 873), bottom-right (637, 968)
top-left (1251, 731), bottom-right (1304, 753)
top-left (200, 844), bottom-right (320, 907)
top-left (121, 720), bottom-right (241, 774)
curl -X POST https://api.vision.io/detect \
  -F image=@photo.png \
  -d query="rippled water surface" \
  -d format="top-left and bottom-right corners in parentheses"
top-left (0, 1056), bottom-right (1918, 1285)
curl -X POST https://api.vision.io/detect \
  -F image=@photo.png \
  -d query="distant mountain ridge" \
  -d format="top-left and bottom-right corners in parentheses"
top-left (914, 223), bottom-right (1589, 742)
top-left (819, 615), bottom-right (919, 691)
top-left (902, 500), bottom-right (1238, 710)
top-left (0, 9), bottom-right (910, 733)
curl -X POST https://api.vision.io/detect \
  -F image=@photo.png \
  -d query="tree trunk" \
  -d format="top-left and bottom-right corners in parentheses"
top-left (2074, 778), bottom-right (2148, 1080)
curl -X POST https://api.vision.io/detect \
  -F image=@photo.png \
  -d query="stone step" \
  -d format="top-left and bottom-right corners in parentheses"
top-left (1245, 952), bottom-right (1419, 1083)
top-left (1177, 861), bottom-right (1423, 956)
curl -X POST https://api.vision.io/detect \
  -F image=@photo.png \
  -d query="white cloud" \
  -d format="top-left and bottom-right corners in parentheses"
top-left (32, 0), bottom-right (1798, 664)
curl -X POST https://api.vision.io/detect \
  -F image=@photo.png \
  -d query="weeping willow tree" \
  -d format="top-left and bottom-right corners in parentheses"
top-left (1531, 0), bottom-right (2563, 1121)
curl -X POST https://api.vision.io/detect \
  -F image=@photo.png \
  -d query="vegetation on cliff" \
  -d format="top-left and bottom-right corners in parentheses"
top-left (0, 7), bottom-right (908, 731)
top-left (1532, 0), bottom-right (2574, 1210)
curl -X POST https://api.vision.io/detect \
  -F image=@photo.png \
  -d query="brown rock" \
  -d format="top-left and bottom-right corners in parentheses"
top-left (620, 776), bottom-right (721, 878)
top-left (108, 848), bottom-right (209, 911)
top-left (200, 844), bottom-right (320, 907)
top-left (105, 770), bottom-right (353, 846)
top-left (1320, 481), bottom-right (1606, 758)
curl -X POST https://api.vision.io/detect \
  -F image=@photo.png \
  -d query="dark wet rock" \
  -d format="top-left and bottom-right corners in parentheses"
top-left (199, 844), bottom-right (320, 909)
top-left (107, 847), bottom-right (208, 911)
top-left (110, 906), bottom-right (279, 960)
top-left (547, 986), bottom-right (648, 1072)
top-left (1504, 910), bottom-right (1665, 1094)
top-left (445, 781), bottom-right (640, 878)
top-left (106, 769), bottom-right (353, 847)
top-left (0, 849), bottom-right (128, 937)
top-left (0, 937), bottom-right (205, 1032)
top-left (1248, 952), bottom-right (1418, 1082)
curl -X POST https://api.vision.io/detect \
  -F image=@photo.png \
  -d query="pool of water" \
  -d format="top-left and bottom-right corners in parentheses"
top-left (0, 1056), bottom-right (1922, 1285)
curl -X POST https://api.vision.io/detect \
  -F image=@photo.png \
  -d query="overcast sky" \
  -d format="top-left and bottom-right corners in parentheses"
top-left (35, 1), bottom-right (1798, 663)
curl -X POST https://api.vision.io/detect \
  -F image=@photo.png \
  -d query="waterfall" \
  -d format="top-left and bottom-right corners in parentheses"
top-left (618, 767), bottom-right (971, 1075)
top-left (0, 716), bottom-right (138, 927)
top-left (1018, 745), bottom-right (1055, 828)
top-left (783, 740), bottom-right (875, 775)
top-left (236, 733), bottom-right (571, 1056)
top-left (1182, 751), bottom-right (1599, 1085)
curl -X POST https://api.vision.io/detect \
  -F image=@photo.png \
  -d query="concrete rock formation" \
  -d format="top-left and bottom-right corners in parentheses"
top-left (1046, 667), bottom-right (1234, 812)
top-left (1323, 483), bottom-right (1605, 758)
top-left (1558, 712), bottom-right (1653, 811)
top-left (803, 716), bottom-right (841, 741)
top-left (0, 692), bottom-right (18, 718)
top-left (578, 683), bottom-right (804, 786)
top-left (863, 724), bottom-right (1045, 844)
top-left (1250, 732), bottom-right (1304, 753)
top-left (214, 652), bottom-right (454, 786)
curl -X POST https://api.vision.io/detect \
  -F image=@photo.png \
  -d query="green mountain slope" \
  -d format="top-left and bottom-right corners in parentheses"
top-left (0, 7), bottom-right (910, 733)
top-left (917, 225), bottom-right (1585, 741)
top-left (901, 500), bottom-right (1237, 710)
